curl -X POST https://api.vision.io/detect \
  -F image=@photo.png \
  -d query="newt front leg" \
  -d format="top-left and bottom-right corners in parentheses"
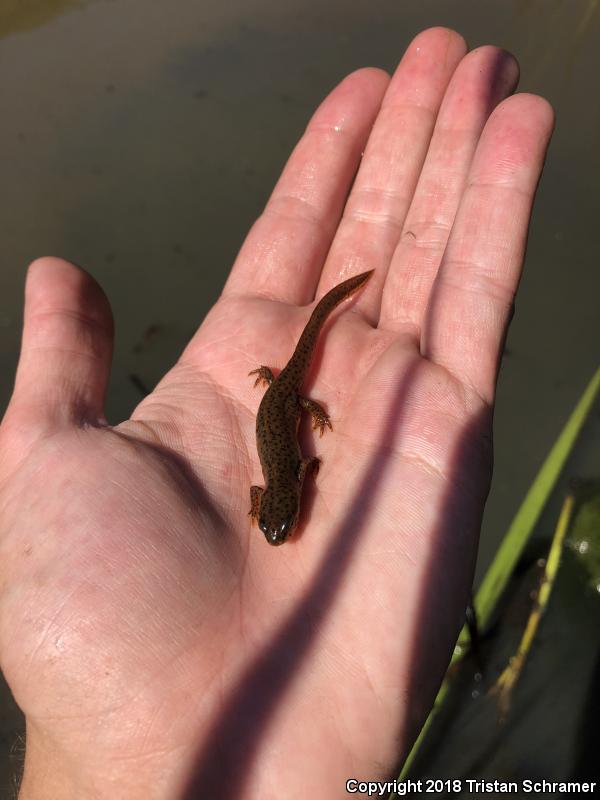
top-left (249, 485), bottom-right (263, 526)
top-left (248, 366), bottom-right (274, 388)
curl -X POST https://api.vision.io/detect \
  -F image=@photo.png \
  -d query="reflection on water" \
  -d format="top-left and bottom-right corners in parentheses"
top-left (0, 0), bottom-right (83, 39)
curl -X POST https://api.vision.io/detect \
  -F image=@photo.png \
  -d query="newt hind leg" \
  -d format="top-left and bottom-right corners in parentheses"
top-left (299, 397), bottom-right (332, 437)
top-left (249, 366), bottom-right (274, 388)
top-left (249, 485), bottom-right (264, 524)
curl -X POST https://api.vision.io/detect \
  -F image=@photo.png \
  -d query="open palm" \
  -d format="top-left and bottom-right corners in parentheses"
top-left (0, 29), bottom-right (552, 800)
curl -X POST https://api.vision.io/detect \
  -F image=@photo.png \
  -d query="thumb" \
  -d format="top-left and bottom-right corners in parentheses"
top-left (2, 258), bottom-right (114, 449)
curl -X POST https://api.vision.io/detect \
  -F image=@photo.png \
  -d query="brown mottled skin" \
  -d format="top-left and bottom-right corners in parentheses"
top-left (249, 270), bottom-right (373, 545)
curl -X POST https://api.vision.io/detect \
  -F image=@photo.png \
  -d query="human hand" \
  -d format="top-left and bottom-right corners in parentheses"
top-left (0, 28), bottom-right (553, 800)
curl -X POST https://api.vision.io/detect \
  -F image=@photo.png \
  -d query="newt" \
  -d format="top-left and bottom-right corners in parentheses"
top-left (249, 270), bottom-right (373, 545)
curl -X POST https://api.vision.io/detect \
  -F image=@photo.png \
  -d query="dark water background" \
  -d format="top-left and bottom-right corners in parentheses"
top-left (1, 0), bottom-right (599, 794)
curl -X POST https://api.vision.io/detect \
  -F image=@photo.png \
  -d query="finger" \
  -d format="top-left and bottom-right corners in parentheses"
top-left (422, 94), bottom-right (554, 404)
top-left (223, 67), bottom-right (390, 305)
top-left (379, 46), bottom-right (519, 335)
top-left (4, 258), bottom-right (114, 437)
top-left (317, 27), bottom-right (467, 323)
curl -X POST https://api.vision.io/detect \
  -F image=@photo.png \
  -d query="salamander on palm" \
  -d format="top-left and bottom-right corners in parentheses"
top-left (249, 270), bottom-right (373, 545)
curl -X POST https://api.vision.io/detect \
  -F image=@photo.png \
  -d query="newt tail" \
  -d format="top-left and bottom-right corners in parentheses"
top-left (276, 270), bottom-right (374, 392)
top-left (249, 269), bottom-right (373, 545)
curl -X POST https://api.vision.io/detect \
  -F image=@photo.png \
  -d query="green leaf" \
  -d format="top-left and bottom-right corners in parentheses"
top-left (474, 366), bottom-right (600, 631)
top-left (397, 366), bottom-right (600, 785)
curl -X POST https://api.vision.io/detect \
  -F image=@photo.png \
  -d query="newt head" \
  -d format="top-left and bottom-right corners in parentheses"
top-left (258, 484), bottom-right (300, 546)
